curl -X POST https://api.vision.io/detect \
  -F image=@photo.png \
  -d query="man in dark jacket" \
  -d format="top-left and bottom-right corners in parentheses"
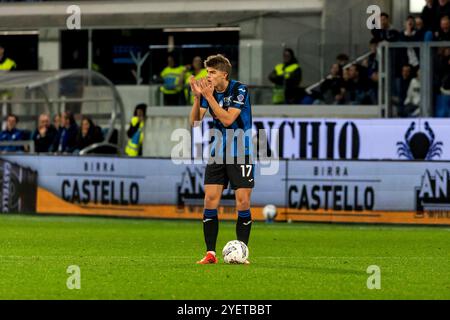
top-left (436, 0), bottom-right (450, 27)
top-left (371, 12), bottom-right (400, 42)
top-left (435, 15), bottom-right (450, 40)
top-left (32, 113), bottom-right (58, 153)
top-left (421, 0), bottom-right (437, 32)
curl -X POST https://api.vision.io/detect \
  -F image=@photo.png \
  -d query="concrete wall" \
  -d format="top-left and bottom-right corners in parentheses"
top-left (238, 12), bottom-right (322, 99)
top-left (322, 0), bottom-right (392, 76)
top-left (38, 28), bottom-right (60, 71)
top-left (262, 13), bottom-right (322, 86)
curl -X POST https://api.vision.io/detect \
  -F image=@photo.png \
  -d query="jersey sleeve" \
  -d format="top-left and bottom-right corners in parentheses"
top-left (200, 96), bottom-right (209, 109)
top-left (230, 84), bottom-right (248, 110)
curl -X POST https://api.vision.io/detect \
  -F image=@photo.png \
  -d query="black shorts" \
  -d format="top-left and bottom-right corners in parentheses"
top-left (204, 158), bottom-right (255, 190)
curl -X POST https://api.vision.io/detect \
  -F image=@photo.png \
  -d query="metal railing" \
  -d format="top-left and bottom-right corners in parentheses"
top-left (378, 41), bottom-right (450, 118)
top-left (0, 140), bottom-right (35, 153)
top-left (306, 51), bottom-right (372, 95)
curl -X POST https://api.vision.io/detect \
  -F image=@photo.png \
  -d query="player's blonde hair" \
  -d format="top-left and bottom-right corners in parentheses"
top-left (204, 54), bottom-right (232, 80)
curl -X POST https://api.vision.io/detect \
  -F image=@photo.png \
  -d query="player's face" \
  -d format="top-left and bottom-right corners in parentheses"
top-left (206, 67), bottom-right (228, 88)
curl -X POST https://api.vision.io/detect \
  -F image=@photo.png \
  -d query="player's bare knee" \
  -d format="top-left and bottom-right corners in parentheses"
top-left (204, 194), bottom-right (220, 207)
top-left (236, 198), bottom-right (250, 210)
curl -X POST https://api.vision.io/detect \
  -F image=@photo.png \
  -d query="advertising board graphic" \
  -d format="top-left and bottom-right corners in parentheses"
top-left (192, 118), bottom-right (448, 161)
top-left (1, 155), bottom-right (449, 225)
top-left (0, 158), bottom-right (38, 213)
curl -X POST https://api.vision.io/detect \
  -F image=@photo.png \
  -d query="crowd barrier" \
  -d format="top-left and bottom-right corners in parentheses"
top-left (1, 155), bottom-right (449, 226)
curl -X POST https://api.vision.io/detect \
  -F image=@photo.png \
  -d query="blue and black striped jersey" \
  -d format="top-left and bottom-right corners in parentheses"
top-left (200, 80), bottom-right (252, 158)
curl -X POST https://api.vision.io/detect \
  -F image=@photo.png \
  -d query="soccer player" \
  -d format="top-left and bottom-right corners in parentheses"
top-left (189, 54), bottom-right (253, 265)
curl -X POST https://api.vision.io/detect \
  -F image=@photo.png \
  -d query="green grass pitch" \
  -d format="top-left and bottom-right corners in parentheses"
top-left (0, 214), bottom-right (448, 299)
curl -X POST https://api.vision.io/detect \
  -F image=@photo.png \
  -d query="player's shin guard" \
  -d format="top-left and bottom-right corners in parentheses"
top-left (236, 209), bottom-right (252, 245)
top-left (203, 209), bottom-right (219, 252)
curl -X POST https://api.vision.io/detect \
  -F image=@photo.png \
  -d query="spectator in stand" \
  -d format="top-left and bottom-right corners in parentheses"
top-left (0, 45), bottom-right (16, 71)
top-left (399, 16), bottom-right (420, 73)
top-left (32, 113), bottom-right (58, 153)
top-left (74, 116), bottom-right (103, 153)
top-left (421, 0), bottom-right (437, 32)
top-left (403, 70), bottom-right (421, 117)
top-left (361, 38), bottom-right (380, 104)
top-left (315, 63), bottom-right (345, 105)
top-left (53, 111), bottom-right (78, 153)
top-left (415, 16), bottom-right (425, 40)
top-left (435, 15), bottom-right (450, 40)
top-left (435, 0), bottom-right (450, 28)
top-left (125, 103), bottom-right (147, 157)
top-left (371, 12), bottom-right (400, 42)
top-left (53, 113), bottom-right (61, 131)
top-left (0, 114), bottom-right (24, 152)
top-left (436, 70), bottom-right (450, 117)
top-left (184, 56), bottom-right (207, 105)
top-left (160, 55), bottom-right (186, 106)
top-left (392, 64), bottom-right (413, 117)
top-left (268, 48), bottom-right (302, 104)
top-left (438, 47), bottom-right (450, 79)
top-left (435, 46), bottom-right (450, 90)
top-left (415, 16), bottom-right (434, 41)
top-left (343, 64), bottom-right (373, 105)
top-left (400, 16), bottom-right (420, 42)
top-left (336, 54), bottom-right (350, 68)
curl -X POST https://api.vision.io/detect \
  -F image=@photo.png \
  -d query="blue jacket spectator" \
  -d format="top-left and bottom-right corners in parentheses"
top-left (52, 111), bottom-right (79, 153)
top-left (0, 114), bottom-right (24, 152)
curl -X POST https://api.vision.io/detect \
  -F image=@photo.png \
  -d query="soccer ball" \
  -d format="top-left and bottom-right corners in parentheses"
top-left (222, 240), bottom-right (249, 264)
top-left (262, 204), bottom-right (277, 222)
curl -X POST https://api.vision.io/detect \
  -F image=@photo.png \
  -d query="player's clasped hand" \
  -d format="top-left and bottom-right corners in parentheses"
top-left (198, 78), bottom-right (214, 98)
top-left (190, 77), bottom-right (214, 99)
top-left (189, 76), bottom-right (203, 98)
